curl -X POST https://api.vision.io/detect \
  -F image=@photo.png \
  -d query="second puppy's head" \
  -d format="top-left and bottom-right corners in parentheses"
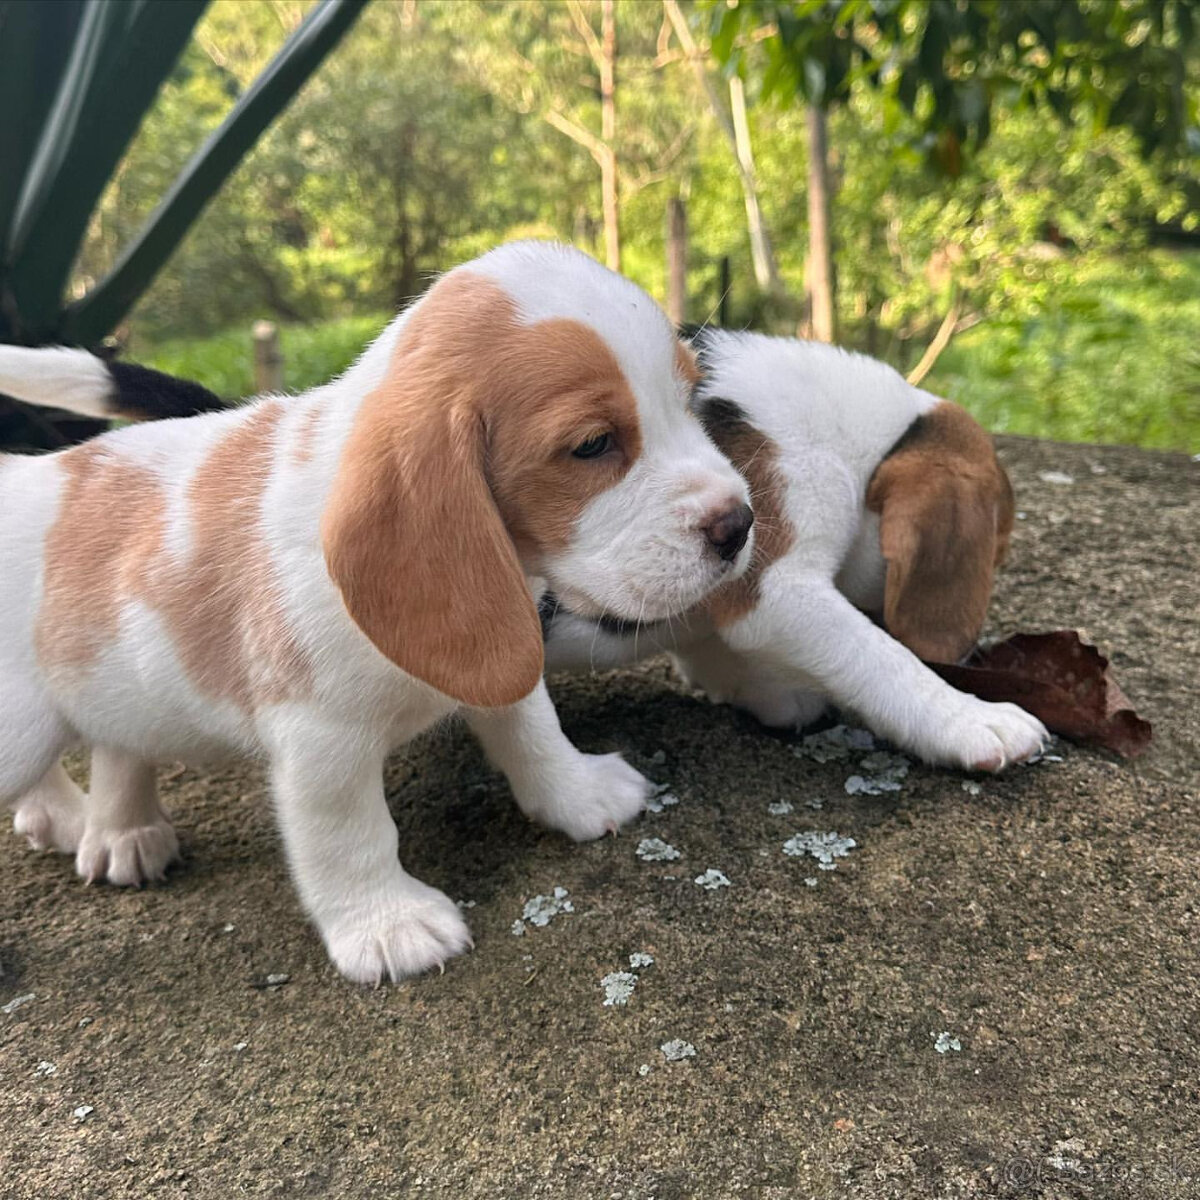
top-left (323, 242), bottom-right (752, 706)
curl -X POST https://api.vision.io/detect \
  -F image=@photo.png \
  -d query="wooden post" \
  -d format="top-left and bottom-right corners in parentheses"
top-left (667, 195), bottom-right (687, 327)
top-left (253, 320), bottom-right (283, 393)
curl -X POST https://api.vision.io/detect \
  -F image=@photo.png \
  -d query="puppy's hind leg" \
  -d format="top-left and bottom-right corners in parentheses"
top-left (729, 682), bottom-right (829, 731)
top-left (75, 747), bottom-right (179, 886)
top-left (672, 641), bottom-right (829, 730)
top-left (3, 681), bottom-right (78, 848)
top-left (13, 761), bottom-right (86, 855)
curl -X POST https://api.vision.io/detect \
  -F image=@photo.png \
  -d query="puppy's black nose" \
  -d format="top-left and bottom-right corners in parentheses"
top-left (704, 502), bottom-right (754, 562)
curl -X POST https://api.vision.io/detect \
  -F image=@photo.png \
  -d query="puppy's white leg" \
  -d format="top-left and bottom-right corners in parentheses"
top-left (726, 682), bottom-right (828, 730)
top-left (13, 761), bottom-right (86, 854)
top-left (3, 681), bottom-right (81, 850)
top-left (672, 640), bottom-right (829, 729)
top-left (75, 747), bottom-right (179, 886)
top-left (269, 724), bottom-right (471, 985)
top-left (465, 681), bottom-right (649, 841)
top-left (0, 681), bottom-right (74, 807)
top-left (725, 571), bottom-right (1049, 771)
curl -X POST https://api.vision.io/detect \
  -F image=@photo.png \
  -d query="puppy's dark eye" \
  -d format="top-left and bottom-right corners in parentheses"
top-left (572, 432), bottom-right (612, 460)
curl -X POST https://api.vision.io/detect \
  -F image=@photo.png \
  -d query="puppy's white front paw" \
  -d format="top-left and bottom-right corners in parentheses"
top-left (517, 751), bottom-right (649, 842)
top-left (75, 817), bottom-right (180, 886)
top-left (918, 698), bottom-right (1049, 772)
top-left (319, 877), bottom-right (473, 985)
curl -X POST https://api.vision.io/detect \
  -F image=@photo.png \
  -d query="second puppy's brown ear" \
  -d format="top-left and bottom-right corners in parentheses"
top-left (867, 402), bottom-right (1014, 664)
top-left (321, 276), bottom-right (544, 708)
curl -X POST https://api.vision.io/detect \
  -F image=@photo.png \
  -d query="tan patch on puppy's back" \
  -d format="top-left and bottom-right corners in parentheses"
top-left (866, 400), bottom-right (1014, 663)
top-left (38, 401), bottom-right (312, 710)
top-left (162, 400), bottom-right (312, 708)
top-left (37, 446), bottom-right (167, 671)
top-left (696, 397), bottom-right (795, 627)
top-left (291, 405), bottom-right (323, 464)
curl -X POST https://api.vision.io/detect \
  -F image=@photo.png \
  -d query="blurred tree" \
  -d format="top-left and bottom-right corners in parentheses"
top-left (68, 0), bottom-right (1194, 411)
top-left (703, 0), bottom-right (1200, 343)
top-left (451, 0), bottom-right (696, 276)
top-left (664, 0), bottom-right (789, 314)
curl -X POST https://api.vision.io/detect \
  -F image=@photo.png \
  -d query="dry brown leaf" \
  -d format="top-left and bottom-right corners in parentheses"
top-left (928, 630), bottom-right (1152, 758)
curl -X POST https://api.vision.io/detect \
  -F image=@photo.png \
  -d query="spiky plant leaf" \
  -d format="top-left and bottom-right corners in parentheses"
top-left (62, 0), bottom-right (369, 347)
top-left (5, 0), bottom-right (207, 338)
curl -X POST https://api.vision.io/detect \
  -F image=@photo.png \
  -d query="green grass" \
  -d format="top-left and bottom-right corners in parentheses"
top-left (131, 250), bottom-right (1200, 453)
top-left (924, 250), bottom-right (1200, 453)
top-left (131, 312), bottom-right (390, 399)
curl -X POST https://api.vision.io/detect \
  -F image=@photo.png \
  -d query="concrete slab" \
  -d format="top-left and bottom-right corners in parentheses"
top-left (2, 436), bottom-right (1196, 1198)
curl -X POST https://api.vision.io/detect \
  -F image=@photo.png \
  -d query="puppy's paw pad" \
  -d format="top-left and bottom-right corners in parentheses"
top-left (14, 793), bottom-right (85, 855)
top-left (322, 882), bottom-right (473, 985)
top-left (524, 752), bottom-right (649, 842)
top-left (75, 819), bottom-right (179, 886)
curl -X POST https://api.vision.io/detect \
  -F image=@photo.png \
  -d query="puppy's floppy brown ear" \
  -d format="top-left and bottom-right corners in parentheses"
top-left (867, 403), bottom-right (1014, 665)
top-left (321, 292), bottom-right (543, 708)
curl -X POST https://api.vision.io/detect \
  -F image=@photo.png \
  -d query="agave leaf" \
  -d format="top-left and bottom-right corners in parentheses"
top-left (62, 0), bottom-right (368, 348)
top-left (0, 0), bottom-right (85, 270)
top-left (5, 0), bottom-right (206, 339)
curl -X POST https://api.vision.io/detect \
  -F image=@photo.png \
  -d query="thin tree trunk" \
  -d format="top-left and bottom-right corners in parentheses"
top-left (663, 0), bottom-right (783, 298)
top-left (729, 73), bottom-right (778, 296)
top-left (806, 103), bottom-right (835, 343)
top-left (666, 194), bottom-right (687, 326)
top-left (907, 285), bottom-right (962, 386)
top-left (573, 207), bottom-right (598, 256)
top-left (393, 206), bottom-right (417, 306)
top-left (600, 0), bottom-right (619, 271)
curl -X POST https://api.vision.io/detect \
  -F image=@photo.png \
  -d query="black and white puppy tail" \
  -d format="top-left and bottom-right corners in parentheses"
top-left (0, 345), bottom-right (224, 422)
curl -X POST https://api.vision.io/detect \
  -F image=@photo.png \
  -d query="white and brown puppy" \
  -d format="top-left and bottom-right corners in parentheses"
top-left (0, 242), bottom-right (754, 983)
top-left (543, 327), bottom-right (1048, 771)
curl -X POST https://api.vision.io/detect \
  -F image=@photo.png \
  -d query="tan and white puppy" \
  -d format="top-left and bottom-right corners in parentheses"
top-left (0, 242), bottom-right (753, 983)
top-left (543, 328), bottom-right (1048, 771)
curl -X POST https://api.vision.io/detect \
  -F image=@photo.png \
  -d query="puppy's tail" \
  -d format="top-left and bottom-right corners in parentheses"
top-left (0, 345), bottom-right (225, 421)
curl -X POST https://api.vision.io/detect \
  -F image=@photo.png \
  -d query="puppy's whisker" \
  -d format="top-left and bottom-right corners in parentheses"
top-left (588, 611), bottom-right (604, 673)
top-left (696, 288), bottom-right (730, 337)
top-left (633, 597), bottom-right (647, 662)
top-left (734, 437), bottom-right (772, 478)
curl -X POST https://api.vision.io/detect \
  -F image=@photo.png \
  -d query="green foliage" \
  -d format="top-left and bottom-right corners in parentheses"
top-left (131, 248), bottom-right (1199, 453)
top-left (707, 0), bottom-right (1200, 169)
top-left (926, 250), bottom-right (1200, 452)
top-left (63, 0), bottom-right (1198, 451)
top-left (826, 86), bottom-right (1196, 351)
top-left (696, 0), bottom-right (1199, 379)
top-left (132, 311), bottom-right (388, 398)
top-left (64, 0), bottom-right (369, 346)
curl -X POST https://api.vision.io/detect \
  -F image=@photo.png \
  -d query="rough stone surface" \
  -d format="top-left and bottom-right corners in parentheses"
top-left (1, 437), bottom-right (1197, 1197)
